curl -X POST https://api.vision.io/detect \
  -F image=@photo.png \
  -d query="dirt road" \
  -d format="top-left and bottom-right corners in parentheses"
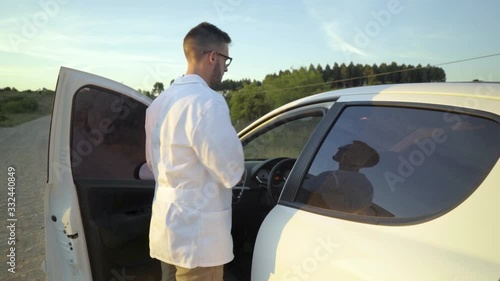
top-left (0, 115), bottom-right (50, 281)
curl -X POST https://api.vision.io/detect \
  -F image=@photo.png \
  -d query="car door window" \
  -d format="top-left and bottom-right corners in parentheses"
top-left (242, 112), bottom-right (323, 160)
top-left (295, 105), bottom-right (500, 221)
top-left (71, 86), bottom-right (148, 179)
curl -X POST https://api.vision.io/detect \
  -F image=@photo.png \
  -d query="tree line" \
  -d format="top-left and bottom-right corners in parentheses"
top-left (222, 62), bottom-right (446, 128)
top-left (139, 62), bottom-right (445, 129)
top-left (0, 62), bottom-right (445, 128)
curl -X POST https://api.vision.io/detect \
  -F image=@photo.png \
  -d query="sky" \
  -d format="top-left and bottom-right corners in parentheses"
top-left (1, 0), bottom-right (499, 91)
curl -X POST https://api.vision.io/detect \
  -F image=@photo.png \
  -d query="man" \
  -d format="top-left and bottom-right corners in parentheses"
top-left (301, 140), bottom-right (379, 214)
top-left (145, 22), bottom-right (245, 281)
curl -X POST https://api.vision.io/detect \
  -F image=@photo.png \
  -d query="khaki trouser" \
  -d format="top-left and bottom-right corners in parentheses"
top-left (161, 262), bottom-right (224, 281)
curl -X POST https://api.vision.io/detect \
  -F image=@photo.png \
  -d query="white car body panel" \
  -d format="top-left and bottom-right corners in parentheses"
top-left (45, 67), bottom-right (500, 281)
top-left (253, 164), bottom-right (500, 280)
top-left (252, 84), bottom-right (500, 281)
top-left (45, 67), bottom-right (150, 280)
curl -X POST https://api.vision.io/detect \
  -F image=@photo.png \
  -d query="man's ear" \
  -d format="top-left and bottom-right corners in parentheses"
top-left (209, 51), bottom-right (216, 64)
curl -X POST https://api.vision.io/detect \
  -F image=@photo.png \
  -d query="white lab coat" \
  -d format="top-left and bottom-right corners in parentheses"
top-left (145, 74), bottom-right (244, 268)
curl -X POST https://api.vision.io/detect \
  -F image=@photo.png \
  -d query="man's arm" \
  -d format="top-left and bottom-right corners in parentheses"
top-left (191, 98), bottom-right (244, 188)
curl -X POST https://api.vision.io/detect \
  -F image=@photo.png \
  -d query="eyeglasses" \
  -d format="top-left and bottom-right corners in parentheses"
top-left (202, 50), bottom-right (233, 67)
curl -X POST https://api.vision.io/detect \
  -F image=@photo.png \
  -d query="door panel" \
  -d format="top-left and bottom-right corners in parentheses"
top-left (46, 67), bottom-right (155, 281)
top-left (75, 180), bottom-right (159, 281)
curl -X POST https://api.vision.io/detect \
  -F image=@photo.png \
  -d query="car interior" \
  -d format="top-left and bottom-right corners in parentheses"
top-left (68, 87), bottom-right (325, 281)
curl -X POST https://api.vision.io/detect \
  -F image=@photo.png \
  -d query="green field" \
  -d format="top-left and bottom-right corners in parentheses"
top-left (0, 89), bottom-right (54, 127)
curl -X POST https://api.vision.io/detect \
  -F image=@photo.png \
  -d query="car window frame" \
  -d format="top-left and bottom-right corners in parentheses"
top-left (239, 103), bottom-right (331, 161)
top-left (279, 100), bottom-right (500, 226)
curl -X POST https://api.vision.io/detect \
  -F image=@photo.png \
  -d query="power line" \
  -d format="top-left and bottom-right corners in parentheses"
top-left (238, 52), bottom-right (500, 95)
top-left (434, 52), bottom-right (500, 66)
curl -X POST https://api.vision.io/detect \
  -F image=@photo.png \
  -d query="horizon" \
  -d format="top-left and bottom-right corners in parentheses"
top-left (1, 0), bottom-right (500, 91)
top-left (0, 61), bottom-right (460, 92)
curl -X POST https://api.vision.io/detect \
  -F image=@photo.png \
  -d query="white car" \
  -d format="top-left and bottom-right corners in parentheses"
top-left (44, 67), bottom-right (500, 281)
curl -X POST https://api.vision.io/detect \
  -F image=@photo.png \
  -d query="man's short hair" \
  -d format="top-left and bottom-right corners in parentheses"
top-left (183, 22), bottom-right (231, 62)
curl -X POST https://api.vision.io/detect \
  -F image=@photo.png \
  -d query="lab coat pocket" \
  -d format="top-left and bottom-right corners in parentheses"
top-left (199, 208), bottom-right (233, 265)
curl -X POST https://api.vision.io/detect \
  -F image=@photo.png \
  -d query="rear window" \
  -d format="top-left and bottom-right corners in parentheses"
top-left (295, 105), bottom-right (500, 221)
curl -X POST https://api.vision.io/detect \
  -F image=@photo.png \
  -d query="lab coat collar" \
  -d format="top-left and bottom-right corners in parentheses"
top-left (174, 74), bottom-right (209, 88)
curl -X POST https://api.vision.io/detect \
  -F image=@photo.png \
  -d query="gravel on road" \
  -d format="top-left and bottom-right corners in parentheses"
top-left (1, 115), bottom-right (50, 281)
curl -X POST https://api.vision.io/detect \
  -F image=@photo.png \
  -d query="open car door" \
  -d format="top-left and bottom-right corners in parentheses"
top-left (45, 67), bottom-right (159, 281)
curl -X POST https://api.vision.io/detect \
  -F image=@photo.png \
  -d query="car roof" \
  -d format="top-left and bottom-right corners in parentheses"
top-left (304, 81), bottom-right (500, 103)
top-left (238, 82), bottom-right (500, 136)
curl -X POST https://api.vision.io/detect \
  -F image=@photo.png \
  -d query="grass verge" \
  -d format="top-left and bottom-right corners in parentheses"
top-left (0, 90), bottom-right (54, 127)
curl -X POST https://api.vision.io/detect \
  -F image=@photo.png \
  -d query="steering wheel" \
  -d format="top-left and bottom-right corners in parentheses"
top-left (267, 158), bottom-right (296, 204)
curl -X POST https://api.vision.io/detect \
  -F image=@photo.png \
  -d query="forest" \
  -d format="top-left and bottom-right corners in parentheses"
top-left (213, 62), bottom-right (446, 129)
top-left (0, 62), bottom-right (445, 128)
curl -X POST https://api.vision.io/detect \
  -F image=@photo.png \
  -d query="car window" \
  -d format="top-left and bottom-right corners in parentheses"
top-left (243, 112), bottom-right (323, 160)
top-left (295, 105), bottom-right (500, 221)
top-left (70, 86), bottom-right (147, 179)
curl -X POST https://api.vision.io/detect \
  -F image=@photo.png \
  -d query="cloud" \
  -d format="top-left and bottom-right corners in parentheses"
top-left (305, 3), bottom-right (369, 59)
top-left (322, 22), bottom-right (369, 58)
